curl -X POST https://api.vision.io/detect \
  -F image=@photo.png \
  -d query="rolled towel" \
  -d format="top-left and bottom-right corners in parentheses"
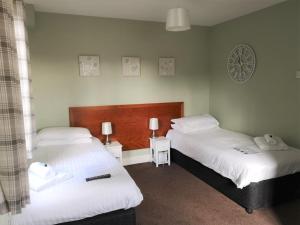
top-left (264, 134), bottom-right (277, 145)
top-left (254, 136), bottom-right (289, 151)
top-left (29, 162), bottom-right (56, 179)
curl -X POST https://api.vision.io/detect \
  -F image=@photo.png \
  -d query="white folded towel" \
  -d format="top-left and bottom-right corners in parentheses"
top-left (264, 134), bottom-right (277, 145)
top-left (29, 162), bottom-right (56, 179)
top-left (29, 171), bottom-right (72, 192)
top-left (254, 136), bottom-right (289, 151)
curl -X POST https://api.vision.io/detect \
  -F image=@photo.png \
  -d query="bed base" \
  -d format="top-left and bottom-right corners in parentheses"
top-left (56, 208), bottom-right (136, 225)
top-left (171, 148), bottom-right (300, 213)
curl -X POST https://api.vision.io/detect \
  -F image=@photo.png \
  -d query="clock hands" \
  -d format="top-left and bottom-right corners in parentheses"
top-left (232, 57), bottom-right (243, 67)
top-left (238, 56), bottom-right (245, 66)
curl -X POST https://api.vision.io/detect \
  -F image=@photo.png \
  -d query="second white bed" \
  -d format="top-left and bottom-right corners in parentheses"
top-left (167, 128), bottom-right (300, 189)
top-left (11, 138), bottom-right (143, 225)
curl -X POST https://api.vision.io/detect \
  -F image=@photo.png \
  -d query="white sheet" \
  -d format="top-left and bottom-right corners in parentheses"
top-left (167, 128), bottom-right (300, 189)
top-left (11, 138), bottom-right (143, 225)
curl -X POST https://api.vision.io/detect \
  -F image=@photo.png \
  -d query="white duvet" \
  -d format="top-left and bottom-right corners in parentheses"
top-left (167, 128), bottom-right (300, 189)
top-left (11, 138), bottom-right (143, 225)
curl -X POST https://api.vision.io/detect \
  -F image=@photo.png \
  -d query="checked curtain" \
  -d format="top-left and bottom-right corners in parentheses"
top-left (0, 0), bottom-right (35, 215)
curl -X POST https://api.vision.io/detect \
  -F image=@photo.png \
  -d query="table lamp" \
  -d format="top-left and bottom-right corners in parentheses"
top-left (149, 118), bottom-right (159, 138)
top-left (102, 122), bottom-right (112, 145)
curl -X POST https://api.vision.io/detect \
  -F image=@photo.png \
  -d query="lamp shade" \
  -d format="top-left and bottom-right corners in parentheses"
top-left (102, 122), bottom-right (112, 135)
top-left (149, 118), bottom-right (159, 131)
top-left (166, 8), bottom-right (191, 32)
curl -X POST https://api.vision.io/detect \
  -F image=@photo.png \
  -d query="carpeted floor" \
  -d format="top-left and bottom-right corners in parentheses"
top-left (126, 163), bottom-right (300, 225)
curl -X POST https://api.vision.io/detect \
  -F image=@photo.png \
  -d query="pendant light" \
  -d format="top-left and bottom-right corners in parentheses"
top-left (166, 8), bottom-right (191, 31)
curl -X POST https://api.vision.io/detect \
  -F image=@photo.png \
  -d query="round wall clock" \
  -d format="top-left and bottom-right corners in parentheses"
top-left (227, 44), bottom-right (256, 83)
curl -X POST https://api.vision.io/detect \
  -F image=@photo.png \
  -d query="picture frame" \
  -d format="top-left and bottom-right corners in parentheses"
top-left (79, 55), bottom-right (100, 77)
top-left (159, 57), bottom-right (175, 76)
top-left (122, 56), bottom-right (141, 77)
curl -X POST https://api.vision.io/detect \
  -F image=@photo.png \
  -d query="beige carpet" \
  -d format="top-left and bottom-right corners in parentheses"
top-left (126, 163), bottom-right (300, 225)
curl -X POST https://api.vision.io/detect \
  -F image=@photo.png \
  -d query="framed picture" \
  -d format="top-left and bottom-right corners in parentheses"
top-left (159, 57), bottom-right (175, 76)
top-left (79, 55), bottom-right (100, 77)
top-left (122, 57), bottom-right (141, 77)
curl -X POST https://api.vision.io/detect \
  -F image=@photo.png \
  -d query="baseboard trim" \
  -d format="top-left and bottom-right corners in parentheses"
top-left (122, 148), bottom-right (151, 166)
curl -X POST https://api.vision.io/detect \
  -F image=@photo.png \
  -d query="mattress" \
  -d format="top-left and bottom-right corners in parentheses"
top-left (167, 128), bottom-right (300, 189)
top-left (11, 138), bottom-right (143, 225)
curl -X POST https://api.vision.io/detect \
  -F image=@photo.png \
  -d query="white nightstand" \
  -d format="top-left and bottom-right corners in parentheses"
top-left (150, 136), bottom-right (171, 167)
top-left (105, 141), bottom-right (123, 164)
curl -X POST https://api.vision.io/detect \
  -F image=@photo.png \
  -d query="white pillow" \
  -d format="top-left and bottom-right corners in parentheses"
top-left (171, 123), bottom-right (217, 134)
top-left (36, 137), bottom-right (93, 147)
top-left (171, 114), bottom-right (219, 133)
top-left (37, 127), bottom-right (92, 141)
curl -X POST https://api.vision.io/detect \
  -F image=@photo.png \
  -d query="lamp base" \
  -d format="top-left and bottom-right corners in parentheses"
top-left (151, 130), bottom-right (157, 139)
top-left (105, 135), bottom-right (111, 145)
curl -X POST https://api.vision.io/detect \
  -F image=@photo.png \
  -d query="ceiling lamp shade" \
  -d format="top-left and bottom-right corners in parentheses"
top-left (166, 8), bottom-right (191, 32)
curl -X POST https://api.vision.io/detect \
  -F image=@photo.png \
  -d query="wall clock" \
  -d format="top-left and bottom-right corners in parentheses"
top-left (227, 44), bottom-right (256, 83)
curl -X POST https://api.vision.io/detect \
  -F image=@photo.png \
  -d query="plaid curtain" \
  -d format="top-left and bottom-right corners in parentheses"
top-left (0, 0), bottom-right (30, 215)
top-left (14, 0), bottom-right (36, 158)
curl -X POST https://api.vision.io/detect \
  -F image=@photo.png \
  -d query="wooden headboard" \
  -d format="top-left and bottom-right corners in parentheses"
top-left (69, 102), bottom-right (184, 150)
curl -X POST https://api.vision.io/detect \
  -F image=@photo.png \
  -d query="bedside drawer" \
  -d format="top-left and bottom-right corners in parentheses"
top-left (155, 140), bottom-right (170, 150)
top-left (150, 137), bottom-right (171, 167)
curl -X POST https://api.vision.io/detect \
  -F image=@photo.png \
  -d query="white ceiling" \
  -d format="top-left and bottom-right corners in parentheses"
top-left (24, 0), bottom-right (287, 26)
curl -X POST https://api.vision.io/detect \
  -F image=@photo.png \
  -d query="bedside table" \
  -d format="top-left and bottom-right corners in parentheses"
top-left (105, 141), bottom-right (123, 164)
top-left (150, 136), bottom-right (171, 167)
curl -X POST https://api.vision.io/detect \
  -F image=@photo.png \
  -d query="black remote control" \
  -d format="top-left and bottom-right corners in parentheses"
top-left (86, 174), bottom-right (111, 182)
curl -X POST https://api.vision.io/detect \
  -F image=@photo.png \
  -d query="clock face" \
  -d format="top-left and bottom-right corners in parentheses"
top-left (227, 44), bottom-right (256, 83)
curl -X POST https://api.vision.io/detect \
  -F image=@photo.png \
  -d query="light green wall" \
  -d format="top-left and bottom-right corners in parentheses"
top-left (29, 13), bottom-right (210, 129)
top-left (209, 0), bottom-right (300, 147)
top-left (25, 4), bottom-right (35, 29)
top-left (30, 1), bottom-right (300, 147)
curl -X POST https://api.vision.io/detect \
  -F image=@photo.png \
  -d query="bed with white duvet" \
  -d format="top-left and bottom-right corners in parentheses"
top-left (11, 137), bottom-right (143, 225)
top-left (167, 114), bottom-right (300, 213)
top-left (167, 122), bottom-right (300, 189)
top-left (167, 115), bottom-right (300, 188)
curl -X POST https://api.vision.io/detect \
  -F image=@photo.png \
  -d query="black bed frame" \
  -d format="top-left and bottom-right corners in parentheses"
top-left (56, 208), bottom-right (136, 225)
top-left (171, 148), bottom-right (300, 213)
